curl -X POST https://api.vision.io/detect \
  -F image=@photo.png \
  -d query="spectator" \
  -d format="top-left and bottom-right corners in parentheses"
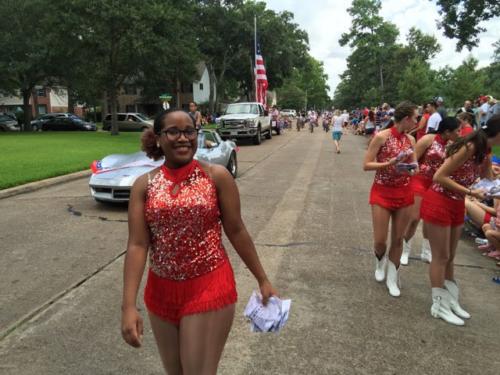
top-left (479, 96), bottom-right (490, 126)
top-left (457, 112), bottom-right (474, 137)
top-left (426, 101), bottom-right (441, 134)
top-left (188, 101), bottom-right (202, 129)
top-left (487, 97), bottom-right (499, 122)
top-left (436, 97), bottom-right (447, 118)
top-left (456, 100), bottom-right (477, 128)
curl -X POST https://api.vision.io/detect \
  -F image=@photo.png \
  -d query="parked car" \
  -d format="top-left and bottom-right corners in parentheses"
top-left (31, 113), bottom-right (63, 131)
top-left (218, 102), bottom-right (271, 145)
top-left (88, 130), bottom-right (238, 202)
top-left (103, 113), bottom-right (153, 131)
top-left (0, 114), bottom-right (20, 131)
top-left (281, 109), bottom-right (297, 118)
top-left (41, 114), bottom-right (96, 131)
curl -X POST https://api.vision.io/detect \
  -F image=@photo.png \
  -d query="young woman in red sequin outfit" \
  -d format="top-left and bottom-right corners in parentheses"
top-left (400, 117), bottom-right (460, 266)
top-left (421, 115), bottom-right (500, 326)
top-left (121, 109), bottom-right (278, 374)
top-left (363, 102), bottom-right (418, 298)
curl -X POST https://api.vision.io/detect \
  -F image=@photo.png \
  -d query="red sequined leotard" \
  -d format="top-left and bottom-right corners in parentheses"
top-left (144, 160), bottom-right (227, 281)
top-left (374, 127), bottom-right (413, 187)
top-left (430, 158), bottom-right (480, 200)
top-left (418, 134), bottom-right (447, 180)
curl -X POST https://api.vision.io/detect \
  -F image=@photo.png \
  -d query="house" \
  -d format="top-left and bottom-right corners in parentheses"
top-left (0, 86), bottom-right (84, 117)
top-left (111, 62), bottom-right (216, 115)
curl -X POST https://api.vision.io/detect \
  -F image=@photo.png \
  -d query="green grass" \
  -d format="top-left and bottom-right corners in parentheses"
top-left (202, 123), bottom-right (219, 130)
top-left (494, 146), bottom-right (500, 158)
top-left (0, 132), bottom-right (142, 189)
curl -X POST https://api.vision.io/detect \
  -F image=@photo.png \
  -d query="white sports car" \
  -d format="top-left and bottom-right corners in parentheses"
top-left (89, 130), bottom-right (238, 202)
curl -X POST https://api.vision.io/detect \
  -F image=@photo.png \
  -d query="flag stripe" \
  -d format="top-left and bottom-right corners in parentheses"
top-left (255, 45), bottom-right (268, 107)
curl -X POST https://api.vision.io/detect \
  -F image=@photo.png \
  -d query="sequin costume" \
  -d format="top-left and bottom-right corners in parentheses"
top-left (412, 134), bottom-right (447, 196)
top-left (143, 160), bottom-right (237, 324)
top-left (429, 159), bottom-right (479, 200)
top-left (369, 127), bottom-right (415, 210)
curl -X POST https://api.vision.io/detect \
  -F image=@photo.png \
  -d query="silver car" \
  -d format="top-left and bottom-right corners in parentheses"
top-left (89, 130), bottom-right (238, 202)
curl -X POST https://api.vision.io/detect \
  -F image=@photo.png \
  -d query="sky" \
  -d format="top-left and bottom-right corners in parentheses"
top-left (264, 0), bottom-right (500, 95)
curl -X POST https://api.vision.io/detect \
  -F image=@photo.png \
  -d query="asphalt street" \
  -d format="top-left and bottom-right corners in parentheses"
top-left (0, 126), bottom-right (499, 374)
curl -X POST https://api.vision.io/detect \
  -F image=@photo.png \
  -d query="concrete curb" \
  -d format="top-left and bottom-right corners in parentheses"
top-left (0, 169), bottom-right (92, 200)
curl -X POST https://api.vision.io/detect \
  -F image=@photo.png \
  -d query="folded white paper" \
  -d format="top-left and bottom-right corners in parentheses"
top-left (244, 291), bottom-right (291, 333)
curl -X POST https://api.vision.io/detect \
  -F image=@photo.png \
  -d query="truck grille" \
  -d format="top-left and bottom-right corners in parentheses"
top-left (224, 120), bottom-right (246, 128)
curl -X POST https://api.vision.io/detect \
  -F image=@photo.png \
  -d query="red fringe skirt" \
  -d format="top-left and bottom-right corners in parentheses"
top-left (369, 183), bottom-right (414, 211)
top-left (411, 175), bottom-right (433, 197)
top-left (421, 189), bottom-right (465, 227)
top-left (144, 260), bottom-right (237, 325)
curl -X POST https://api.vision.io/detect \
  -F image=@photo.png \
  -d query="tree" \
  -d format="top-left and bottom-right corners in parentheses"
top-left (397, 59), bottom-right (434, 105)
top-left (277, 80), bottom-right (306, 110)
top-left (482, 40), bottom-right (500, 98)
top-left (0, 0), bottom-right (60, 130)
top-left (445, 57), bottom-right (486, 107)
top-left (435, 0), bottom-right (500, 51)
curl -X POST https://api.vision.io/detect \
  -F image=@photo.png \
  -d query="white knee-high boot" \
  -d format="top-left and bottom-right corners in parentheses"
top-left (401, 239), bottom-right (412, 266)
top-left (420, 238), bottom-right (432, 263)
top-left (386, 260), bottom-right (401, 297)
top-left (431, 288), bottom-right (465, 326)
top-left (374, 254), bottom-right (387, 282)
top-left (444, 280), bottom-right (471, 319)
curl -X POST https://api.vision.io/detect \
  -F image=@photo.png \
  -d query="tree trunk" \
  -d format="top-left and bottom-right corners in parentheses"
top-left (67, 83), bottom-right (75, 114)
top-left (109, 88), bottom-right (119, 136)
top-left (249, 56), bottom-right (255, 101)
top-left (207, 63), bottom-right (217, 113)
top-left (21, 88), bottom-right (33, 131)
top-left (176, 78), bottom-right (181, 109)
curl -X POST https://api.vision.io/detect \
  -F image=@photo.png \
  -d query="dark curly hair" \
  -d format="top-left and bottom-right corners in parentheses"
top-left (141, 109), bottom-right (196, 160)
top-left (436, 117), bottom-right (459, 134)
top-left (446, 114), bottom-right (500, 164)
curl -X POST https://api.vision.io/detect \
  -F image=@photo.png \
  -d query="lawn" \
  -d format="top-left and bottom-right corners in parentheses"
top-left (0, 132), bottom-right (142, 189)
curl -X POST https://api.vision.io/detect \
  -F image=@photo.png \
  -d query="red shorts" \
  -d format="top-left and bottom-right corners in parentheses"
top-left (369, 183), bottom-right (414, 211)
top-left (484, 212), bottom-right (492, 225)
top-left (144, 260), bottom-right (237, 325)
top-left (411, 175), bottom-right (432, 197)
top-left (421, 189), bottom-right (465, 227)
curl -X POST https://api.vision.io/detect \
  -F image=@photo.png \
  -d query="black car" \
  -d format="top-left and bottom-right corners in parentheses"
top-left (0, 114), bottom-right (20, 131)
top-left (41, 114), bottom-right (96, 131)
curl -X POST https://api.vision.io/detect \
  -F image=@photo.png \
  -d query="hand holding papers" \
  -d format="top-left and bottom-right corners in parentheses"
top-left (472, 179), bottom-right (500, 198)
top-left (244, 291), bottom-right (291, 333)
top-left (395, 162), bottom-right (418, 174)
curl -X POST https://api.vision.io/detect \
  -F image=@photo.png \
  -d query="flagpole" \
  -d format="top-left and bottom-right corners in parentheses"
top-left (254, 15), bottom-right (257, 102)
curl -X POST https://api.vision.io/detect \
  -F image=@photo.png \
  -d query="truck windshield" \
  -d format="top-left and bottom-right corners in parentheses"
top-left (225, 104), bottom-right (259, 115)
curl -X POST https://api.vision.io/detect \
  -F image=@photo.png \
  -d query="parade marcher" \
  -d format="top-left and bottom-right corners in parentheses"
top-left (188, 101), bottom-right (202, 130)
top-left (414, 102), bottom-right (431, 140)
top-left (332, 111), bottom-right (344, 154)
top-left (457, 111), bottom-right (474, 137)
top-left (363, 101), bottom-right (418, 297)
top-left (401, 117), bottom-right (460, 266)
top-left (121, 109), bottom-right (278, 374)
top-left (420, 114), bottom-right (500, 326)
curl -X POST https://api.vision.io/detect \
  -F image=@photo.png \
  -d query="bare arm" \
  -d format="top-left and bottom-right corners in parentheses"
top-left (121, 174), bottom-right (150, 347)
top-left (433, 145), bottom-right (483, 199)
top-left (414, 134), bottom-right (435, 160)
top-left (363, 131), bottom-right (396, 171)
top-left (212, 164), bottom-right (277, 303)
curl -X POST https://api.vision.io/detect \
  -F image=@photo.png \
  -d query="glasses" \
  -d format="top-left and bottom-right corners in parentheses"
top-left (160, 127), bottom-right (198, 140)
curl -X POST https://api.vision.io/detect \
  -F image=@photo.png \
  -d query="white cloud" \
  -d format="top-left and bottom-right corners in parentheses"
top-left (264, 0), bottom-right (499, 95)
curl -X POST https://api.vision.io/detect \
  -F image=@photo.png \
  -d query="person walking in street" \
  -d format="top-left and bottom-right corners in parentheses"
top-left (401, 117), bottom-right (460, 266)
top-left (121, 109), bottom-right (278, 374)
top-left (332, 110), bottom-right (344, 154)
top-left (188, 101), bottom-right (202, 130)
top-left (420, 114), bottom-right (500, 326)
top-left (363, 101), bottom-right (418, 297)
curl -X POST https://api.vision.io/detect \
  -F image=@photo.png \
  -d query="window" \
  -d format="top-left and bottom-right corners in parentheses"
top-left (126, 105), bottom-right (135, 113)
top-left (117, 114), bottom-right (127, 121)
top-left (37, 105), bottom-right (47, 114)
top-left (37, 88), bottom-right (46, 97)
top-left (199, 83), bottom-right (204, 91)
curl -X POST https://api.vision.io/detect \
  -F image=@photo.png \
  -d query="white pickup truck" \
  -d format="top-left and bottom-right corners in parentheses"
top-left (218, 102), bottom-right (272, 145)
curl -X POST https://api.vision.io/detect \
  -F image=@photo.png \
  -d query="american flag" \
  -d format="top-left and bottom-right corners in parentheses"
top-left (255, 44), bottom-right (268, 107)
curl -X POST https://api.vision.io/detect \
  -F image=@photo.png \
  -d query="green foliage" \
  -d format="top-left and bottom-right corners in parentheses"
top-left (445, 57), bottom-right (486, 107)
top-left (435, 0), bottom-right (500, 51)
top-left (397, 59), bottom-right (434, 105)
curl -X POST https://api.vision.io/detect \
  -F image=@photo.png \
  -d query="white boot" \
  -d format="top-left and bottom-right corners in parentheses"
top-left (386, 260), bottom-right (401, 297)
top-left (444, 280), bottom-right (471, 319)
top-left (420, 238), bottom-right (432, 263)
top-left (401, 239), bottom-right (412, 266)
top-left (374, 255), bottom-right (387, 282)
top-left (431, 288), bottom-right (464, 326)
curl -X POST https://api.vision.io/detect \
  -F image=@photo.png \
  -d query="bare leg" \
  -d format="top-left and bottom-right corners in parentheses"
top-left (425, 222), bottom-right (451, 288)
top-left (445, 225), bottom-right (463, 281)
top-left (388, 206), bottom-right (411, 266)
top-left (404, 196), bottom-right (422, 241)
top-left (334, 140), bottom-right (340, 153)
top-left (465, 198), bottom-right (487, 228)
top-left (179, 304), bottom-right (235, 375)
top-left (371, 205), bottom-right (391, 257)
top-left (148, 312), bottom-right (182, 375)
